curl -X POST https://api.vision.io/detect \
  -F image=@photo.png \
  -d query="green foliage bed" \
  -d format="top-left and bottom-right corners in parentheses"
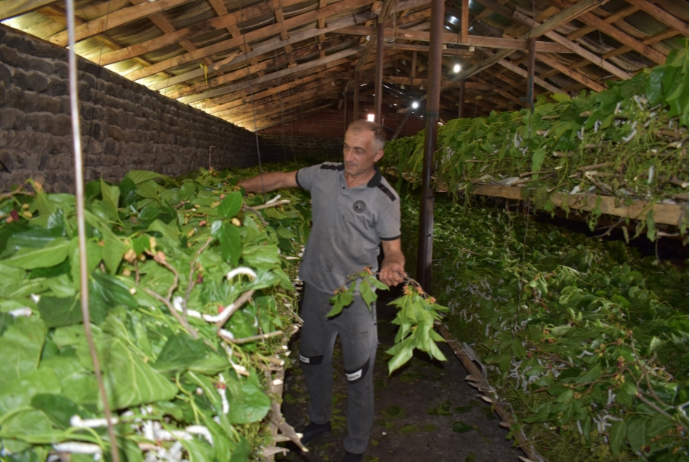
top-left (399, 193), bottom-right (688, 462)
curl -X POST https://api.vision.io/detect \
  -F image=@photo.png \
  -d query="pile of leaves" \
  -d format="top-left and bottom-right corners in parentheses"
top-left (385, 44), bottom-right (689, 238)
top-left (398, 192), bottom-right (689, 462)
top-left (0, 166), bottom-right (311, 461)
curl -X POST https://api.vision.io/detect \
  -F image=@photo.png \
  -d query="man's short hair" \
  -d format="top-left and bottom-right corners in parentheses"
top-left (347, 120), bottom-right (386, 151)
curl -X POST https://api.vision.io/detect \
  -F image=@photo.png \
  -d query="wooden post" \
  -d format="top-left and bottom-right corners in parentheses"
top-left (344, 91), bottom-right (349, 132)
top-left (458, 79), bottom-right (465, 118)
top-left (353, 71), bottom-right (359, 121)
top-left (461, 0), bottom-right (469, 43)
top-left (411, 51), bottom-right (417, 79)
top-left (375, 20), bottom-right (384, 124)
top-left (417, 0), bottom-right (444, 293)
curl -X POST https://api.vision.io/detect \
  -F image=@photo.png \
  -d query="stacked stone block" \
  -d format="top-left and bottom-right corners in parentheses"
top-left (0, 26), bottom-right (272, 193)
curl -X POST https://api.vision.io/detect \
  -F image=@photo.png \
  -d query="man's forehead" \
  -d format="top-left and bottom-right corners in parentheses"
top-left (345, 129), bottom-right (374, 146)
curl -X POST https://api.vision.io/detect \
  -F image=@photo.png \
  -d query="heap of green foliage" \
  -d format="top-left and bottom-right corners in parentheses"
top-left (0, 166), bottom-right (311, 461)
top-left (385, 44), bottom-right (689, 238)
top-left (399, 193), bottom-right (688, 462)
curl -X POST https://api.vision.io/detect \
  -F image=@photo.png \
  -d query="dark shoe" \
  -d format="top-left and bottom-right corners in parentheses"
top-left (299, 421), bottom-right (332, 446)
top-left (342, 451), bottom-right (364, 462)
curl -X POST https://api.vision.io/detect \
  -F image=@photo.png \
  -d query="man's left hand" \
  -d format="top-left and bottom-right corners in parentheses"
top-left (379, 262), bottom-right (406, 287)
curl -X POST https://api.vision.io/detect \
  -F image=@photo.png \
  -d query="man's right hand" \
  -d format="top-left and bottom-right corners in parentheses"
top-left (238, 171), bottom-right (299, 193)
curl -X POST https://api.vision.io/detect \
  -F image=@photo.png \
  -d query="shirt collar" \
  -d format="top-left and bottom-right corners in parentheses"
top-left (366, 164), bottom-right (382, 188)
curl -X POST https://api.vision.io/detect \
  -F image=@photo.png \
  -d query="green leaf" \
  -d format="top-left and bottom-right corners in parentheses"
top-left (100, 179), bottom-right (121, 221)
top-left (1, 409), bottom-right (56, 453)
top-left (95, 337), bottom-right (178, 410)
top-left (154, 334), bottom-right (215, 373)
top-left (148, 219), bottom-right (179, 241)
top-left (31, 393), bottom-right (88, 428)
top-left (225, 372), bottom-right (271, 424)
top-left (218, 192), bottom-right (243, 218)
top-left (531, 148), bottom-right (547, 175)
top-left (511, 337), bottom-right (526, 360)
top-left (610, 420), bottom-right (627, 454)
top-left (0, 367), bottom-right (61, 415)
top-left (2, 237), bottom-right (70, 269)
top-left (69, 238), bottom-right (103, 288)
top-left (242, 244), bottom-right (280, 270)
top-left (220, 222), bottom-right (241, 267)
top-left (360, 280), bottom-right (377, 308)
top-left (627, 416), bottom-right (646, 453)
top-left (556, 389), bottom-right (573, 403)
top-left (451, 421), bottom-right (474, 433)
top-left (125, 170), bottom-right (161, 185)
top-left (575, 363), bottom-right (601, 384)
top-left (0, 320), bottom-right (46, 389)
top-left (37, 295), bottom-right (82, 328)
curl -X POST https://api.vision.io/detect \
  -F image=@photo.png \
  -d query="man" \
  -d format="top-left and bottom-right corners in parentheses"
top-left (238, 120), bottom-right (405, 462)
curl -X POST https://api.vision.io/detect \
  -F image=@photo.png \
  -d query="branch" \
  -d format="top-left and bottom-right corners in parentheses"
top-left (214, 290), bottom-right (255, 328)
top-left (251, 200), bottom-right (291, 210)
top-left (184, 237), bottom-right (214, 310)
top-left (242, 204), bottom-right (269, 226)
top-left (220, 330), bottom-right (284, 345)
top-left (144, 289), bottom-right (198, 339)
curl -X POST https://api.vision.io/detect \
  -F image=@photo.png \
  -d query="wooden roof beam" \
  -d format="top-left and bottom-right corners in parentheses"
top-left (126, 0), bottom-right (377, 82)
top-left (0, 0), bottom-right (59, 21)
top-left (473, 0), bottom-right (632, 80)
top-left (566, 4), bottom-right (639, 41)
top-left (623, 0), bottom-right (688, 37)
top-left (536, 53), bottom-right (605, 92)
top-left (250, 102), bottom-right (334, 131)
top-left (549, 0), bottom-right (666, 64)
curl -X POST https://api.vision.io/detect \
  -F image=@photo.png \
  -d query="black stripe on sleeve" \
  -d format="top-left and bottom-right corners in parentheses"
top-left (380, 235), bottom-right (401, 241)
top-left (376, 184), bottom-right (396, 201)
top-left (295, 171), bottom-right (303, 189)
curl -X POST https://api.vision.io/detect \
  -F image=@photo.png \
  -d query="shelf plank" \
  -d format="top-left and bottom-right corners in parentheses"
top-left (473, 184), bottom-right (687, 227)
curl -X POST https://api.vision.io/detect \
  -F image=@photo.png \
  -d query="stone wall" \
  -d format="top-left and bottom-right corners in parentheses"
top-left (0, 26), bottom-right (276, 193)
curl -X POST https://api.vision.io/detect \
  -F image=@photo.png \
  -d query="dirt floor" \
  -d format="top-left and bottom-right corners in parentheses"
top-left (276, 288), bottom-right (523, 462)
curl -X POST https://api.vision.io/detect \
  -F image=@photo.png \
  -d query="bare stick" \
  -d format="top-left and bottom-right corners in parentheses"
top-left (578, 162), bottom-right (614, 171)
top-left (221, 330), bottom-right (284, 345)
top-left (242, 204), bottom-right (269, 226)
top-left (252, 200), bottom-right (291, 210)
top-left (145, 288), bottom-right (198, 339)
top-left (184, 237), bottom-right (214, 310)
top-left (152, 254), bottom-right (180, 301)
top-left (214, 289), bottom-right (256, 328)
top-left (65, 0), bottom-right (119, 458)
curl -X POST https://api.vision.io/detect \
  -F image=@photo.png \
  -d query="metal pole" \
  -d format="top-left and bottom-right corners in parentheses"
top-left (526, 37), bottom-right (536, 110)
top-left (344, 91), bottom-right (349, 132)
top-left (416, 0), bottom-right (444, 293)
top-left (65, 0), bottom-right (120, 460)
top-left (353, 71), bottom-right (360, 122)
top-left (374, 20), bottom-right (384, 124)
top-left (458, 79), bottom-right (465, 119)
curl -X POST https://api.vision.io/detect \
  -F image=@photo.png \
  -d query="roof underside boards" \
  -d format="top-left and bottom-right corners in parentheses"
top-left (2, 0), bottom-right (687, 130)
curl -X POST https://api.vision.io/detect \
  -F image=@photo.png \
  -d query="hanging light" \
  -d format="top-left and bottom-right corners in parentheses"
top-left (412, 102), bottom-right (419, 109)
top-left (367, 114), bottom-right (375, 121)
top-left (453, 63), bottom-right (461, 73)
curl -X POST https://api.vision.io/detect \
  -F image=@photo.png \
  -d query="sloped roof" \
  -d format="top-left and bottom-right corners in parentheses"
top-left (2, 0), bottom-right (687, 129)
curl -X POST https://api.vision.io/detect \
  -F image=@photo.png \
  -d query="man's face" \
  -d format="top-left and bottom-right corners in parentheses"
top-left (343, 129), bottom-right (384, 178)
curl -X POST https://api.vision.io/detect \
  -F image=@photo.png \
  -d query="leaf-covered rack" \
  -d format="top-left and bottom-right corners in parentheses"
top-left (384, 44), bottom-right (689, 240)
top-left (0, 166), bottom-right (312, 461)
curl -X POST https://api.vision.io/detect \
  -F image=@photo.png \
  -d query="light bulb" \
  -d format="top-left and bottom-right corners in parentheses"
top-left (453, 63), bottom-right (461, 73)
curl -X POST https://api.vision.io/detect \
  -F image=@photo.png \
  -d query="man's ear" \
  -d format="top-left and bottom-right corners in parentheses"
top-left (374, 149), bottom-right (384, 162)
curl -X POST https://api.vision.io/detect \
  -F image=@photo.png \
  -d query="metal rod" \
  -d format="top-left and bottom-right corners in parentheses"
top-left (374, 19), bottom-right (384, 124)
top-left (344, 91), bottom-right (349, 132)
top-left (458, 79), bottom-right (465, 119)
top-left (65, 0), bottom-right (120, 459)
top-left (392, 110), bottom-right (412, 139)
top-left (416, 0), bottom-right (444, 293)
top-left (353, 71), bottom-right (359, 121)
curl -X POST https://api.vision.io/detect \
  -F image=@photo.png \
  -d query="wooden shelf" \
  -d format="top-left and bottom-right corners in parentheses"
top-left (473, 184), bottom-right (688, 227)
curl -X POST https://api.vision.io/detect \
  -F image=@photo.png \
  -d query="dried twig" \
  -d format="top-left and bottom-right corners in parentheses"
top-left (242, 204), bottom-right (269, 226)
top-left (145, 289), bottom-right (198, 339)
top-left (578, 162), bottom-right (614, 172)
top-left (220, 330), bottom-right (284, 345)
top-left (252, 200), bottom-right (291, 210)
top-left (214, 289), bottom-right (256, 328)
top-left (184, 237), bottom-right (214, 310)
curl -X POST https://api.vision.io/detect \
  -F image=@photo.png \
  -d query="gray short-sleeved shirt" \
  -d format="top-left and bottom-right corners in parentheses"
top-left (296, 162), bottom-right (401, 294)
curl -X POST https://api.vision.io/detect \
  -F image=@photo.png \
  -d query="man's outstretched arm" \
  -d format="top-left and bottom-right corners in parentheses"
top-left (237, 171), bottom-right (299, 193)
top-left (380, 239), bottom-right (406, 287)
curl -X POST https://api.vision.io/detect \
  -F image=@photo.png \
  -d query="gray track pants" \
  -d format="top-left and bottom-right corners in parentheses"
top-left (298, 283), bottom-right (378, 454)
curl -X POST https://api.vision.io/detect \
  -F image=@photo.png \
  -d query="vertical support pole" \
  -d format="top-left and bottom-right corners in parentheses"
top-left (458, 79), bottom-right (465, 119)
top-left (344, 91), bottom-right (349, 132)
top-left (461, 0), bottom-right (469, 43)
top-left (416, 0), bottom-right (444, 293)
top-left (526, 37), bottom-right (536, 110)
top-left (353, 71), bottom-right (360, 122)
top-left (374, 19), bottom-right (384, 124)
top-left (65, 0), bottom-right (120, 460)
top-left (411, 51), bottom-right (417, 79)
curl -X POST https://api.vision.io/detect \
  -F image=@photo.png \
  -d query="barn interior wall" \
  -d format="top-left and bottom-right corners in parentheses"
top-left (258, 107), bottom-right (426, 152)
top-left (0, 26), bottom-right (284, 193)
